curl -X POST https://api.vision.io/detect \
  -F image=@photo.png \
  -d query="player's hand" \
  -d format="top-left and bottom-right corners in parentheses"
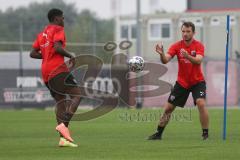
top-left (155, 43), bottom-right (164, 55)
top-left (69, 52), bottom-right (76, 59)
top-left (67, 57), bottom-right (75, 70)
top-left (180, 49), bottom-right (189, 58)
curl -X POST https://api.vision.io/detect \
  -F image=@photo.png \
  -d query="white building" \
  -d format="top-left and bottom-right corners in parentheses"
top-left (116, 10), bottom-right (240, 61)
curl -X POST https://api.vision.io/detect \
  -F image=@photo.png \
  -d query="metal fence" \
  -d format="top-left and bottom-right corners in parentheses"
top-left (0, 39), bottom-right (240, 109)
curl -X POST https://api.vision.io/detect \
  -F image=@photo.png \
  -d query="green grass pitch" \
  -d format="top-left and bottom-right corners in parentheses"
top-left (0, 108), bottom-right (240, 160)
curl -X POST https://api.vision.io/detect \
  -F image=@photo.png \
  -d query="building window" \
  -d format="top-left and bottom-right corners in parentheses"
top-left (121, 25), bottom-right (128, 39)
top-left (120, 22), bottom-right (137, 40)
top-left (150, 24), bottom-right (161, 38)
top-left (230, 16), bottom-right (236, 26)
top-left (131, 24), bottom-right (137, 39)
top-left (210, 17), bottom-right (220, 26)
top-left (161, 23), bottom-right (170, 38)
top-left (148, 19), bottom-right (172, 41)
top-left (179, 17), bottom-right (203, 27)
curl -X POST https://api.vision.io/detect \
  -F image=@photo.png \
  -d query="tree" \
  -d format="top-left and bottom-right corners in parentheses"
top-left (66, 9), bottom-right (114, 63)
top-left (0, 0), bottom-right (115, 63)
top-left (0, 0), bottom-right (77, 42)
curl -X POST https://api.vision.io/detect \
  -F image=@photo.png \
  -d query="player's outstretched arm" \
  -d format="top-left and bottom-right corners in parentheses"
top-left (180, 49), bottom-right (203, 64)
top-left (186, 54), bottom-right (203, 64)
top-left (155, 43), bottom-right (172, 64)
top-left (30, 48), bottom-right (42, 59)
top-left (54, 41), bottom-right (75, 58)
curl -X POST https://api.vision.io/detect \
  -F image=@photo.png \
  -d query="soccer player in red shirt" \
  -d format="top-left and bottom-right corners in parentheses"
top-left (148, 21), bottom-right (209, 140)
top-left (30, 8), bottom-right (81, 147)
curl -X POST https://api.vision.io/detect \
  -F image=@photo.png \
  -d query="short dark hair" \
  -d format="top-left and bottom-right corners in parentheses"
top-left (47, 8), bottom-right (63, 22)
top-left (181, 21), bottom-right (195, 32)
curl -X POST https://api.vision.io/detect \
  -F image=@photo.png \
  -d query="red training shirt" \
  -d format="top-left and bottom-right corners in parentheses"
top-left (167, 39), bottom-right (205, 88)
top-left (32, 24), bottom-right (68, 83)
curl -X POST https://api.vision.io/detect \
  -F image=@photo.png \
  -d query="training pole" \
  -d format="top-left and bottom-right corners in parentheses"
top-left (223, 15), bottom-right (230, 140)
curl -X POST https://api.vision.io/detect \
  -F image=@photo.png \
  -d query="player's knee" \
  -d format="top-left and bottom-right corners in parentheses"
top-left (72, 96), bottom-right (82, 103)
top-left (196, 99), bottom-right (205, 108)
top-left (164, 103), bottom-right (175, 113)
top-left (54, 94), bottom-right (66, 102)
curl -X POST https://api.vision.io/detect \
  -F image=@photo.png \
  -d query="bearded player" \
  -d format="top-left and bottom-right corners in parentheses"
top-left (148, 21), bottom-right (209, 140)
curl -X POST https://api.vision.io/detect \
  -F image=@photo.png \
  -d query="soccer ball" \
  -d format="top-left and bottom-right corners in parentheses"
top-left (128, 56), bottom-right (145, 72)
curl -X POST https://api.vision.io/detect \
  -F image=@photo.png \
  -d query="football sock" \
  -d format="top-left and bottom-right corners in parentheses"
top-left (63, 112), bottom-right (73, 127)
top-left (157, 125), bottom-right (165, 136)
top-left (202, 129), bottom-right (208, 135)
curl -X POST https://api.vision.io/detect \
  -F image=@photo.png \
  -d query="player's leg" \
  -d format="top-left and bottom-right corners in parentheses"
top-left (60, 73), bottom-right (82, 127)
top-left (148, 102), bottom-right (175, 140)
top-left (191, 81), bottom-right (209, 140)
top-left (53, 72), bottom-right (82, 143)
top-left (47, 73), bottom-right (77, 142)
top-left (148, 82), bottom-right (189, 140)
top-left (48, 72), bottom-right (82, 125)
top-left (54, 93), bottom-right (67, 125)
top-left (45, 82), bottom-right (68, 125)
top-left (52, 93), bottom-right (75, 142)
top-left (63, 86), bottom-right (82, 127)
top-left (196, 98), bottom-right (209, 139)
top-left (159, 102), bottom-right (176, 128)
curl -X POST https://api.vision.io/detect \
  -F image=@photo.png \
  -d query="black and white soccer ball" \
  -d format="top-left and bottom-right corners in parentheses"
top-left (128, 56), bottom-right (145, 72)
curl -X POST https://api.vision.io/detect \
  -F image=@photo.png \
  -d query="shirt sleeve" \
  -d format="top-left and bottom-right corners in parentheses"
top-left (196, 43), bottom-right (204, 56)
top-left (167, 43), bottom-right (177, 58)
top-left (53, 28), bottom-right (65, 44)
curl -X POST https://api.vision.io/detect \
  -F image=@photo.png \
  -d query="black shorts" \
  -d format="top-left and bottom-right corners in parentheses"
top-left (45, 72), bottom-right (78, 98)
top-left (168, 81), bottom-right (206, 107)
